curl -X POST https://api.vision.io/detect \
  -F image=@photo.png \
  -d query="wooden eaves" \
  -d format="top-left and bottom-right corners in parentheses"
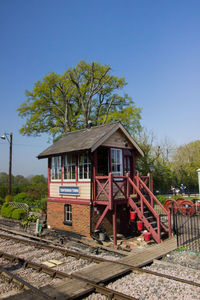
top-left (37, 121), bottom-right (144, 159)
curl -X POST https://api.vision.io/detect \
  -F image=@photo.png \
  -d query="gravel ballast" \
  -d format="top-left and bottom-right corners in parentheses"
top-left (84, 250), bottom-right (200, 299)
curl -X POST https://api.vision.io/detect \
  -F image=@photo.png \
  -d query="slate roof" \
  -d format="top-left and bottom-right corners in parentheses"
top-left (37, 122), bottom-right (144, 159)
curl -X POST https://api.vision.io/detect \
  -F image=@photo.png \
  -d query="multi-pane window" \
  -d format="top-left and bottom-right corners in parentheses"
top-left (78, 154), bottom-right (91, 180)
top-left (63, 154), bottom-right (76, 180)
top-left (111, 149), bottom-right (122, 176)
top-left (51, 156), bottom-right (61, 180)
top-left (64, 204), bottom-right (72, 225)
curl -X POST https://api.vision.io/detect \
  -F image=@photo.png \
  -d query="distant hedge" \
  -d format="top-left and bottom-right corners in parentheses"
top-left (0, 184), bottom-right (47, 200)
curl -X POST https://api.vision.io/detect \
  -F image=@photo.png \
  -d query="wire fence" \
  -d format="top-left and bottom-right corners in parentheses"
top-left (9, 202), bottom-right (29, 216)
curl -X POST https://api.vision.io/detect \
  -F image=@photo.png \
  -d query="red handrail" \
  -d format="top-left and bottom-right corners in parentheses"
top-left (137, 175), bottom-right (171, 237)
top-left (138, 176), bottom-right (169, 215)
top-left (128, 176), bottom-right (160, 219)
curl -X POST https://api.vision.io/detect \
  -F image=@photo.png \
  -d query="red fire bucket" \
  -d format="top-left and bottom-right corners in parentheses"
top-left (130, 211), bottom-right (136, 221)
top-left (144, 232), bottom-right (151, 242)
top-left (137, 221), bottom-right (143, 231)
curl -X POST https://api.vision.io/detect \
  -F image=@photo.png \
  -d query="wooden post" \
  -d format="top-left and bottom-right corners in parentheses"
top-left (126, 173), bottom-right (129, 199)
top-left (112, 203), bottom-right (117, 246)
top-left (109, 172), bottom-right (113, 210)
top-left (94, 206), bottom-right (109, 231)
top-left (157, 215), bottom-right (161, 243)
top-left (93, 150), bottom-right (97, 205)
top-left (150, 173), bottom-right (154, 207)
top-left (150, 173), bottom-right (153, 193)
top-left (48, 158), bottom-right (51, 197)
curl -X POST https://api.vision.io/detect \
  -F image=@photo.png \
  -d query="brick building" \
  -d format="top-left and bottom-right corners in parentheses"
top-left (38, 122), bottom-right (171, 244)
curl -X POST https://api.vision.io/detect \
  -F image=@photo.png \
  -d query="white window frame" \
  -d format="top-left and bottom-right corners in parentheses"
top-left (63, 153), bottom-right (76, 181)
top-left (51, 156), bottom-right (61, 181)
top-left (111, 148), bottom-right (123, 176)
top-left (78, 153), bottom-right (91, 181)
top-left (64, 204), bottom-right (72, 225)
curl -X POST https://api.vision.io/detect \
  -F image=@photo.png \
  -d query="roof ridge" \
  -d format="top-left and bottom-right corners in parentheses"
top-left (62, 121), bottom-right (120, 136)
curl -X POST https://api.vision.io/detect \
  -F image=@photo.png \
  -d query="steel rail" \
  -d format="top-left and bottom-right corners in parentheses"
top-left (0, 250), bottom-right (135, 300)
top-left (0, 231), bottom-right (106, 263)
top-left (0, 231), bottom-right (200, 289)
top-left (0, 265), bottom-right (55, 300)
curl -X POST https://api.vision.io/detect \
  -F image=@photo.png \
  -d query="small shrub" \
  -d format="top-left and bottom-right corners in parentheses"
top-left (31, 207), bottom-right (41, 213)
top-left (12, 208), bottom-right (26, 220)
top-left (156, 195), bottom-right (168, 204)
top-left (14, 192), bottom-right (29, 203)
top-left (27, 215), bottom-right (38, 222)
top-left (40, 199), bottom-right (47, 213)
top-left (1, 204), bottom-right (17, 218)
top-left (1, 203), bottom-right (8, 217)
top-left (177, 246), bottom-right (188, 252)
top-left (5, 194), bottom-right (13, 204)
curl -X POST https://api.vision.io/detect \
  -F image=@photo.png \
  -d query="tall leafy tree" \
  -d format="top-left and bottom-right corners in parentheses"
top-left (136, 130), bottom-right (174, 193)
top-left (171, 140), bottom-right (200, 191)
top-left (14, 175), bottom-right (29, 185)
top-left (17, 61), bottom-right (141, 138)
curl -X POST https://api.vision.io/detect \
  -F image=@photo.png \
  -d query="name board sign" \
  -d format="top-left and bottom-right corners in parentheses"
top-left (59, 186), bottom-right (80, 195)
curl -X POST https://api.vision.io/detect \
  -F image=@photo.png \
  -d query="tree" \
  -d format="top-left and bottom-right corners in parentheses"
top-left (136, 129), bottom-right (157, 175)
top-left (0, 172), bottom-right (9, 185)
top-left (14, 175), bottom-right (29, 185)
top-left (17, 61), bottom-right (142, 138)
top-left (171, 140), bottom-right (200, 191)
top-left (136, 130), bottom-right (174, 193)
top-left (31, 175), bottom-right (47, 185)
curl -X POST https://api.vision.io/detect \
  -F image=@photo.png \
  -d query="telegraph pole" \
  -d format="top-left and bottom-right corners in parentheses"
top-left (1, 132), bottom-right (13, 195)
top-left (8, 133), bottom-right (12, 195)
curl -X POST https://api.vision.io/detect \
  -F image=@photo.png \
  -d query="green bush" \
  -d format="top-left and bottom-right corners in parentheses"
top-left (5, 194), bottom-right (13, 204)
top-left (1, 204), bottom-right (17, 218)
top-left (1, 203), bottom-right (9, 217)
top-left (40, 199), bottom-right (47, 213)
top-left (27, 215), bottom-right (38, 222)
top-left (156, 195), bottom-right (168, 204)
top-left (13, 192), bottom-right (34, 207)
top-left (14, 192), bottom-right (30, 203)
top-left (12, 208), bottom-right (26, 220)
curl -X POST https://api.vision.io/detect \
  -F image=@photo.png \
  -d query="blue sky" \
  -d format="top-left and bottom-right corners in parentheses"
top-left (0, 0), bottom-right (200, 177)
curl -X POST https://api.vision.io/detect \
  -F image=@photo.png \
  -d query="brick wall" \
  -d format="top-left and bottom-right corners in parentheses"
top-left (47, 201), bottom-right (91, 238)
top-left (48, 201), bottom-right (131, 239)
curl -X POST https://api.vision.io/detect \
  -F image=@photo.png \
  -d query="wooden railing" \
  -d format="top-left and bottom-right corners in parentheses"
top-left (94, 172), bottom-right (171, 242)
top-left (94, 173), bottom-right (127, 209)
top-left (128, 174), bottom-right (171, 240)
top-left (138, 173), bottom-right (153, 193)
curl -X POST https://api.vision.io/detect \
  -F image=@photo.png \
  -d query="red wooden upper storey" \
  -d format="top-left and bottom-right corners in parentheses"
top-left (38, 122), bottom-right (144, 200)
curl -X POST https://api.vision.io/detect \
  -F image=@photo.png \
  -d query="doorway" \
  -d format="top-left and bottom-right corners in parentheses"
top-left (123, 150), bottom-right (133, 179)
top-left (97, 147), bottom-right (109, 176)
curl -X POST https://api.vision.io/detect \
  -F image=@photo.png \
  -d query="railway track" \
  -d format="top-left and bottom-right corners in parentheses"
top-left (0, 249), bottom-right (133, 299)
top-left (0, 228), bottom-right (199, 299)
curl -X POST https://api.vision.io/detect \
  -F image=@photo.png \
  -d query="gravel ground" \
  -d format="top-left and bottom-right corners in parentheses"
top-left (13, 267), bottom-right (62, 288)
top-left (54, 256), bottom-right (97, 273)
top-left (162, 250), bottom-right (200, 270)
top-left (1, 230), bottom-right (199, 299)
top-left (0, 279), bottom-right (19, 295)
top-left (84, 250), bottom-right (200, 300)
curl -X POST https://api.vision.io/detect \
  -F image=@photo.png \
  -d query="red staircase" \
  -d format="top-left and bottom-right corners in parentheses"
top-left (93, 173), bottom-right (172, 245)
top-left (127, 173), bottom-right (171, 243)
